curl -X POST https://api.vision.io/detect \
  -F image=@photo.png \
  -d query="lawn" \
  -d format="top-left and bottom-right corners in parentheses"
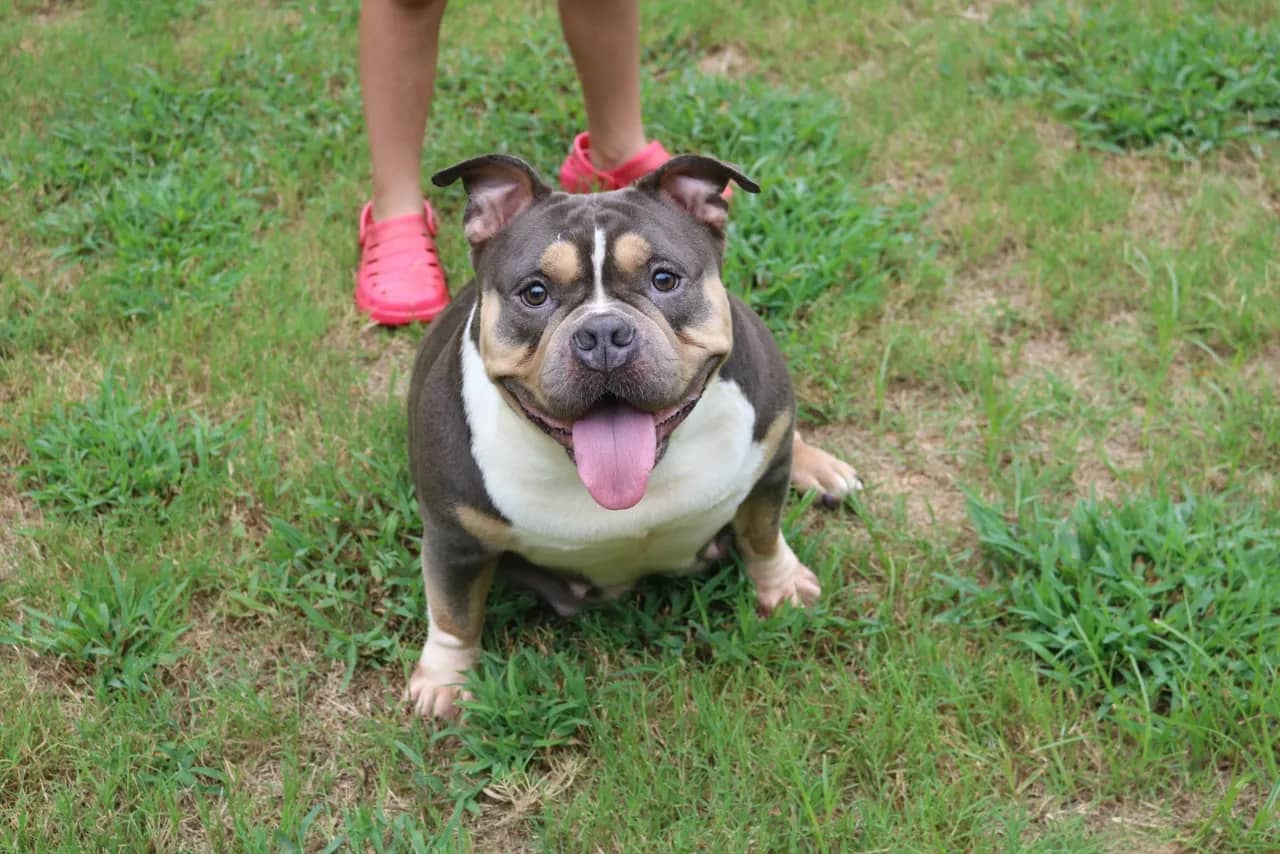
top-left (2, 0), bottom-right (1279, 850)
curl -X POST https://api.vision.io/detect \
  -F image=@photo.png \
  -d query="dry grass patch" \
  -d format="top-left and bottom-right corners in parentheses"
top-left (808, 396), bottom-right (971, 533)
top-left (1243, 342), bottom-right (1280, 390)
top-left (0, 475), bottom-right (42, 584)
top-left (697, 44), bottom-right (755, 79)
top-left (1026, 797), bottom-right (1186, 852)
top-left (1105, 153), bottom-right (1278, 249)
top-left (1069, 419), bottom-right (1146, 502)
top-left (469, 756), bottom-right (585, 852)
top-left (1033, 119), bottom-right (1079, 171)
top-left (358, 327), bottom-right (419, 404)
top-left (1104, 156), bottom-right (1197, 247)
top-left (945, 240), bottom-right (1040, 331)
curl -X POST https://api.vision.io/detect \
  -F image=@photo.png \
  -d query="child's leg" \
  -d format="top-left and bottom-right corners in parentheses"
top-left (360, 0), bottom-right (447, 220)
top-left (558, 0), bottom-right (647, 171)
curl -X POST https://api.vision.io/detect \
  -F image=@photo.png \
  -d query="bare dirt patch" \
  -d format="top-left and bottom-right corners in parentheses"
top-left (1070, 419), bottom-right (1146, 502)
top-left (874, 146), bottom-right (953, 234)
top-left (1105, 157), bottom-right (1194, 247)
top-left (0, 474), bottom-right (42, 585)
top-left (1033, 120), bottom-right (1078, 171)
top-left (358, 326), bottom-right (419, 403)
top-left (1104, 154), bottom-right (1277, 250)
top-left (1026, 797), bottom-right (1186, 851)
top-left (698, 44), bottom-right (755, 79)
top-left (322, 320), bottom-right (420, 406)
top-left (947, 242), bottom-right (1040, 328)
top-left (1010, 331), bottom-right (1097, 395)
top-left (805, 393), bottom-right (972, 532)
top-left (1243, 342), bottom-right (1280, 391)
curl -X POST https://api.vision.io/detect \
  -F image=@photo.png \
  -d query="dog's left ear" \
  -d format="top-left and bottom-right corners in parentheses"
top-left (635, 155), bottom-right (760, 233)
top-left (432, 154), bottom-right (552, 246)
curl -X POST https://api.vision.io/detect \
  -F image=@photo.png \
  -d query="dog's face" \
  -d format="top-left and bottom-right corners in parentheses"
top-left (434, 154), bottom-right (758, 510)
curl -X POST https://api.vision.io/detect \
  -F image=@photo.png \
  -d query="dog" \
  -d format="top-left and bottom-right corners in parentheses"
top-left (405, 153), bottom-right (860, 718)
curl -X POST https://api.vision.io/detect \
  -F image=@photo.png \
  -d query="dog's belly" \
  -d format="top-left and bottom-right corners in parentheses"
top-left (461, 324), bottom-right (765, 588)
top-left (510, 497), bottom-right (737, 586)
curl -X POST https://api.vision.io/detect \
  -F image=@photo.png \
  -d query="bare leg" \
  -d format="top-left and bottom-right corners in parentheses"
top-left (360, 0), bottom-right (447, 220)
top-left (558, 0), bottom-right (647, 171)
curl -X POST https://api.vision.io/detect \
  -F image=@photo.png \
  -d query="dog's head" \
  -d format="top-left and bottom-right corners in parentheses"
top-left (433, 153), bottom-right (759, 510)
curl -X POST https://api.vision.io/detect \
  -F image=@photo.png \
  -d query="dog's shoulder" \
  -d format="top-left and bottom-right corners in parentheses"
top-left (720, 294), bottom-right (795, 445)
top-left (407, 282), bottom-right (503, 526)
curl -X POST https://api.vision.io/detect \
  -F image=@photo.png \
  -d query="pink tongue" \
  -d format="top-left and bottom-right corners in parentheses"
top-left (571, 401), bottom-right (657, 510)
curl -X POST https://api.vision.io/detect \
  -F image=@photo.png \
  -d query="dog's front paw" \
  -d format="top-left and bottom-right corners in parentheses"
top-left (791, 433), bottom-right (862, 507)
top-left (406, 657), bottom-right (472, 720)
top-left (751, 547), bottom-right (822, 615)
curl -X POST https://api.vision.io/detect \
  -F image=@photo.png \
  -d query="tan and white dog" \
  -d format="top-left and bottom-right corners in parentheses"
top-left (405, 154), bottom-right (859, 718)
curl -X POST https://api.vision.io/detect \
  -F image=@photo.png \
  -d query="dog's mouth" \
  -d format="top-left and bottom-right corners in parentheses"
top-left (503, 369), bottom-right (714, 511)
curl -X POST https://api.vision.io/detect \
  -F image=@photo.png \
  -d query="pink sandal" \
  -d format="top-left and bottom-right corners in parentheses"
top-left (355, 201), bottom-right (450, 325)
top-left (559, 132), bottom-right (734, 198)
top-left (559, 132), bottom-right (672, 192)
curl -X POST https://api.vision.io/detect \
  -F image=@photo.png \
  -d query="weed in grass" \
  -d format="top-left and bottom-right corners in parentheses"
top-left (329, 807), bottom-right (436, 853)
top-left (40, 160), bottom-right (266, 321)
top-left (987, 6), bottom-right (1280, 157)
top-left (18, 373), bottom-right (239, 518)
top-left (0, 557), bottom-right (195, 693)
top-left (956, 492), bottom-right (1280, 750)
top-left (22, 43), bottom-right (359, 203)
top-left (444, 650), bottom-right (592, 801)
top-left (250, 414), bottom-right (423, 672)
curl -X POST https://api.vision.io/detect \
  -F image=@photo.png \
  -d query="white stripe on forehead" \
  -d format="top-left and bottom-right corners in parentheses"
top-left (590, 225), bottom-right (607, 305)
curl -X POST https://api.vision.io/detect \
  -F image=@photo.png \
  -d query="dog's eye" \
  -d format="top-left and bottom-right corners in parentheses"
top-left (520, 282), bottom-right (549, 307)
top-left (651, 270), bottom-right (680, 292)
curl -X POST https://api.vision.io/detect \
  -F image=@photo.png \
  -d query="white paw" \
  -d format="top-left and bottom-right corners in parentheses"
top-left (406, 661), bottom-right (471, 720)
top-left (791, 437), bottom-right (863, 505)
top-left (405, 630), bottom-right (478, 720)
top-left (749, 541), bottom-right (822, 615)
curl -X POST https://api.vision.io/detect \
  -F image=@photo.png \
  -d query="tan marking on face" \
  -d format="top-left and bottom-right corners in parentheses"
top-left (539, 240), bottom-right (581, 286)
top-left (454, 505), bottom-right (517, 552)
top-left (477, 291), bottom-right (560, 412)
top-left (421, 551), bottom-right (495, 644)
top-left (670, 274), bottom-right (734, 386)
top-left (477, 292), bottom-right (530, 375)
top-left (612, 232), bottom-right (651, 276)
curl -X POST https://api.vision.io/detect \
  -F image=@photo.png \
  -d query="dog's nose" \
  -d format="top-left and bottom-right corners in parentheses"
top-left (572, 313), bottom-right (637, 372)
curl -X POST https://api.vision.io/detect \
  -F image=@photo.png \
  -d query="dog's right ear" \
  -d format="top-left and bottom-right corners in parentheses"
top-left (431, 154), bottom-right (551, 246)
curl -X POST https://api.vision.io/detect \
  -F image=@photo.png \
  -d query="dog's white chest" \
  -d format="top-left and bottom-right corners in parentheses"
top-left (461, 320), bottom-right (765, 587)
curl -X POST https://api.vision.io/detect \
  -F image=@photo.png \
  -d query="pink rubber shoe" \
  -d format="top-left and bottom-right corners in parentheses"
top-left (558, 132), bottom-right (734, 198)
top-left (355, 201), bottom-right (449, 325)
top-left (559, 132), bottom-right (672, 192)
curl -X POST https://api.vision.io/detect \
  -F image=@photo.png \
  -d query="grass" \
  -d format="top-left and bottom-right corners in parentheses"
top-left (18, 372), bottom-right (239, 518)
top-left (955, 493), bottom-right (1280, 751)
top-left (987, 4), bottom-right (1280, 157)
top-left (2, 0), bottom-right (1279, 850)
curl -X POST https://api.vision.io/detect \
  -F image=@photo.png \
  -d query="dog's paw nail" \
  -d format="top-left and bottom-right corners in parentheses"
top-left (820, 493), bottom-right (840, 509)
